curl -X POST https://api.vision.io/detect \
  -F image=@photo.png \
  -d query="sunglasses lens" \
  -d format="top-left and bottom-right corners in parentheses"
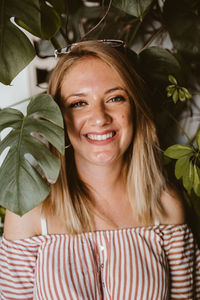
top-left (102, 40), bottom-right (124, 47)
top-left (55, 40), bottom-right (125, 57)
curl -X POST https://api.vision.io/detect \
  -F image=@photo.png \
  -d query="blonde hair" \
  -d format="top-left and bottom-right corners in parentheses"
top-left (43, 41), bottom-right (166, 234)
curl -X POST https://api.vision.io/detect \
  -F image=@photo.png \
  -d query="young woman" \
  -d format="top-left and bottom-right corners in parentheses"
top-left (1, 40), bottom-right (200, 299)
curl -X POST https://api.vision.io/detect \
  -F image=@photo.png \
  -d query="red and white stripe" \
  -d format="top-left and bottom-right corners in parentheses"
top-left (0, 224), bottom-right (199, 299)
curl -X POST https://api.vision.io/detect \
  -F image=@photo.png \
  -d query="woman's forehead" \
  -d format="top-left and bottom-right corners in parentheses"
top-left (60, 57), bottom-right (126, 95)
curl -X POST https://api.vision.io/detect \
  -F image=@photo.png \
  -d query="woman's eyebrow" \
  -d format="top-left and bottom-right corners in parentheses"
top-left (62, 92), bottom-right (86, 102)
top-left (104, 87), bottom-right (127, 95)
top-left (62, 87), bottom-right (127, 102)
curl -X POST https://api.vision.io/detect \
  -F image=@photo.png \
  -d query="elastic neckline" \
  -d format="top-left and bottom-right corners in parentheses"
top-left (2, 223), bottom-right (189, 242)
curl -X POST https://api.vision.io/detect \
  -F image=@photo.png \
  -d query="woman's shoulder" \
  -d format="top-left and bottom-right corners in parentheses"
top-left (3, 205), bottom-right (43, 240)
top-left (159, 187), bottom-right (186, 225)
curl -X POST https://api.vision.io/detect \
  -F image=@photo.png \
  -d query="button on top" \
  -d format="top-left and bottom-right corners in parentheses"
top-left (101, 263), bottom-right (104, 268)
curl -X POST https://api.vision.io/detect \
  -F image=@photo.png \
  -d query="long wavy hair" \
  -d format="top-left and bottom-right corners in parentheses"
top-left (42, 40), bottom-right (166, 234)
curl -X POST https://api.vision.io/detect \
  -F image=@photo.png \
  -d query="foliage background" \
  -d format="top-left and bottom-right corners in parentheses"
top-left (0, 0), bottom-right (200, 240)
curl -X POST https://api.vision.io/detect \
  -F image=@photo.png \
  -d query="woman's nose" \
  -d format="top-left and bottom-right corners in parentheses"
top-left (89, 104), bottom-right (112, 126)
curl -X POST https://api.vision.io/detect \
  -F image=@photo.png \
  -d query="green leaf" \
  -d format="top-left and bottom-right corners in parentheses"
top-left (164, 0), bottom-right (200, 60)
top-left (22, 136), bottom-right (61, 183)
top-left (5, 0), bottom-right (41, 34)
top-left (164, 144), bottom-right (194, 159)
top-left (175, 155), bottom-right (190, 179)
top-left (0, 0), bottom-right (62, 84)
top-left (181, 87), bottom-right (192, 100)
top-left (0, 130), bottom-right (19, 156)
top-left (39, 1), bottom-right (61, 39)
top-left (167, 91), bottom-right (174, 98)
top-left (0, 108), bottom-right (23, 131)
top-left (0, 21), bottom-right (35, 85)
top-left (139, 47), bottom-right (182, 87)
top-left (73, 5), bottom-right (104, 20)
top-left (168, 75), bottom-right (177, 85)
top-left (0, 148), bottom-right (50, 215)
top-left (0, 94), bottom-right (65, 215)
top-left (193, 164), bottom-right (200, 197)
top-left (166, 85), bottom-right (176, 97)
top-left (172, 89), bottom-right (179, 103)
top-left (179, 88), bottom-right (186, 102)
top-left (15, 1), bottom-right (61, 40)
top-left (112, 0), bottom-right (154, 18)
top-left (163, 155), bottom-right (172, 165)
top-left (24, 118), bottom-right (64, 154)
top-left (47, 0), bottom-right (66, 14)
top-left (182, 161), bottom-right (194, 194)
top-left (0, 0), bottom-right (42, 84)
top-left (166, 84), bottom-right (175, 92)
top-left (27, 94), bottom-right (64, 128)
top-left (196, 128), bottom-right (200, 149)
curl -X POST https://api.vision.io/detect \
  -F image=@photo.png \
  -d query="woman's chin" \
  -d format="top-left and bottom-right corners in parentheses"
top-left (74, 149), bottom-right (124, 167)
top-left (88, 151), bottom-right (121, 166)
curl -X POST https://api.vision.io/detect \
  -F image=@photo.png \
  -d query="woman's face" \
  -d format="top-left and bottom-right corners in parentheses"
top-left (60, 57), bottom-right (133, 167)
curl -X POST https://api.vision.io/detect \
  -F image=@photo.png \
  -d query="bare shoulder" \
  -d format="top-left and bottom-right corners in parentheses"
top-left (4, 205), bottom-right (42, 240)
top-left (160, 187), bottom-right (186, 225)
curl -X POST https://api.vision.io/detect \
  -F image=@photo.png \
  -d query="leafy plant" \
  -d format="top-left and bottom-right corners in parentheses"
top-left (166, 75), bottom-right (192, 103)
top-left (0, 94), bottom-right (64, 215)
top-left (164, 136), bottom-right (200, 196)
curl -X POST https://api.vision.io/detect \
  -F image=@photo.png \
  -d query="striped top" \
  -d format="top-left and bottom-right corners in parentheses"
top-left (0, 224), bottom-right (200, 299)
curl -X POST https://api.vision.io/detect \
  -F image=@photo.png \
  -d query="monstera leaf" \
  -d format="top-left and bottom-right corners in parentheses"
top-left (112, 0), bottom-right (154, 18)
top-left (16, 1), bottom-right (62, 40)
top-left (0, 94), bottom-right (65, 215)
top-left (0, 0), bottom-right (62, 85)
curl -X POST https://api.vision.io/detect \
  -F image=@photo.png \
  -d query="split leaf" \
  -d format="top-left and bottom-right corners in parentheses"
top-left (0, 94), bottom-right (64, 215)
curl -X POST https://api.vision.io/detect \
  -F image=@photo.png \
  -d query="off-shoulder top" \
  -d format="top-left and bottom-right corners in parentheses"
top-left (0, 223), bottom-right (200, 299)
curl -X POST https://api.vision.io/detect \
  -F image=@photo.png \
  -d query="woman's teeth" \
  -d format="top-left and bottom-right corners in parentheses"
top-left (86, 132), bottom-right (115, 141)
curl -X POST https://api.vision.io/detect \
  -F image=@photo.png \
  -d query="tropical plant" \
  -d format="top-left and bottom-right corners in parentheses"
top-left (0, 0), bottom-right (199, 237)
top-left (0, 94), bottom-right (64, 214)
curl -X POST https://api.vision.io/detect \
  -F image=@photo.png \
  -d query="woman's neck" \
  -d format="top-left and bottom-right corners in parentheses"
top-left (75, 156), bottom-right (126, 202)
top-left (73, 155), bottom-right (136, 230)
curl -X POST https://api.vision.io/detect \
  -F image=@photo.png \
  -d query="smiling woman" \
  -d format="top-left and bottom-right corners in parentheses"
top-left (47, 41), bottom-right (165, 232)
top-left (1, 40), bottom-right (200, 299)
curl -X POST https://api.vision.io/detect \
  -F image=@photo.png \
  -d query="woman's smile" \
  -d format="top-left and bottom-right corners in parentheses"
top-left (84, 130), bottom-right (118, 144)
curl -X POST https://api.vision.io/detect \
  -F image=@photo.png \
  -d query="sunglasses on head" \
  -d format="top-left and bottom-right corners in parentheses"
top-left (54, 39), bottom-right (126, 57)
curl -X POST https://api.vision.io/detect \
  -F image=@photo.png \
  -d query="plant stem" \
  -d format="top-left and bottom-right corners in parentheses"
top-left (60, 28), bottom-right (69, 43)
top-left (127, 20), bottom-right (142, 46)
top-left (50, 37), bottom-right (62, 50)
top-left (81, 0), bottom-right (112, 40)
top-left (16, 115), bottom-right (26, 203)
top-left (167, 110), bottom-right (193, 145)
top-left (138, 27), bottom-right (163, 53)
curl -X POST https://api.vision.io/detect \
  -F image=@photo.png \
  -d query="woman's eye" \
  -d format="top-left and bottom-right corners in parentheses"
top-left (69, 101), bottom-right (87, 108)
top-left (108, 96), bottom-right (125, 103)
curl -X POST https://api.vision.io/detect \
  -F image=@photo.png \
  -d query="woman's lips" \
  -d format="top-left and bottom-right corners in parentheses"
top-left (84, 130), bottom-right (118, 145)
